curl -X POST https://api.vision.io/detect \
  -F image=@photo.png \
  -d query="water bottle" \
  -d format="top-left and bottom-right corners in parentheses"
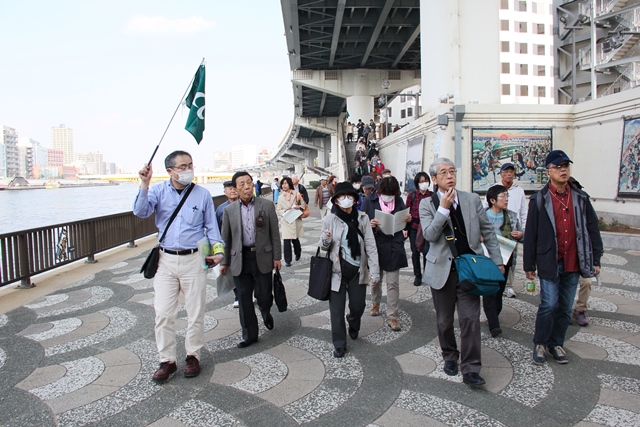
top-left (526, 280), bottom-right (536, 293)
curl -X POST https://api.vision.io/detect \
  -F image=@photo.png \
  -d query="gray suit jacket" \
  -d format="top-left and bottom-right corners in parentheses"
top-left (419, 190), bottom-right (502, 290)
top-left (221, 197), bottom-right (282, 276)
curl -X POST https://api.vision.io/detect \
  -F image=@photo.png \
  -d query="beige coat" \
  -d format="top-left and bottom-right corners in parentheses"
top-left (277, 191), bottom-right (305, 239)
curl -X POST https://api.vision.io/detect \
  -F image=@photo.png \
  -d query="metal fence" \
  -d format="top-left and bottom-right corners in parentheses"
top-left (0, 212), bottom-right (157, 288)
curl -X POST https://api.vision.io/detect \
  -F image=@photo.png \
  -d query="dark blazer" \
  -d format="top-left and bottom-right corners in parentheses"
top-left (295, 184), bottom-right (309, 204)
top-left (361, 192), bottom-right (408, 272)
top-left (222, 197), bottom-right (282, 276)
top-left (523, 183), bottom-right (603, 279)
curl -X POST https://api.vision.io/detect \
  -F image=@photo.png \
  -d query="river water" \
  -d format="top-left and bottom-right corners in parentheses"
top-left (0, 182), bottom-right (225, 234)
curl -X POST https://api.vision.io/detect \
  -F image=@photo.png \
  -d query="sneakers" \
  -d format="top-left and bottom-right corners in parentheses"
top-left (547, 346), bottom-right (569, 364)
top-left (505, 287), bottom-right (517, 298)
top-left (532, 344), bottom-right (546, 364)
top-left (233, 300), bottom-right (239, 308)
top-left (387, 318), bottom-right (401, 331)
top-left (573, 310), bottom-right (590, 326)
top-left (370, 304), bottom-right (380, 316)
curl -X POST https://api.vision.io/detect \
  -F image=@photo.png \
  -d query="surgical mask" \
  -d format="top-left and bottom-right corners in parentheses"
top-left (353, 183), bottom-right (361, 190)
top-left (419, 182), bottom-right (430, 191)
top-left (380, 194), bottom-right (394, 203)
top-left (338, 196), bottom-right (354, 209)
top-left (174, 169), bottom-right (194, 186)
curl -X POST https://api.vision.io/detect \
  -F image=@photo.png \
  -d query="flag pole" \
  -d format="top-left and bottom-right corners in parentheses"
top-left (147, 58), bottom-right (205, 166)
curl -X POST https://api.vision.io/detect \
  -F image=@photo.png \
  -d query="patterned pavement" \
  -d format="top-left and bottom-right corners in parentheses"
top-left (1, 214), bottom-right (640, 426)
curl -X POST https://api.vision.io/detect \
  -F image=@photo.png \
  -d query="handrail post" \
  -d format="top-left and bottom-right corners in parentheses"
top-left (128, 213), bottom-right (136, 248)
top-left (85, 221), bottom-right (98, 264)
top-left (16, 234), bottom-right (35, 289)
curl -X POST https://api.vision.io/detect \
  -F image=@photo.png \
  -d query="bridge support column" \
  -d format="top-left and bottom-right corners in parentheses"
top-left (346, 96), bottom-right (374, 129)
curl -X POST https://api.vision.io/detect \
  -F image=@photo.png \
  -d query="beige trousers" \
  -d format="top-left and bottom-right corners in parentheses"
top-left (371, 270), bottom-right (400, 320)
top-left (574, 276), bottom-right (592, 312)
top-left (153, 251), bottom-right (207, 363)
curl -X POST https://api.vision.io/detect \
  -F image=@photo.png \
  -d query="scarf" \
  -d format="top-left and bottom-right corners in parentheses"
top-left (379, 195), bottom-right (395, 213)
top-left (332, 204), bottom-right (361, 258)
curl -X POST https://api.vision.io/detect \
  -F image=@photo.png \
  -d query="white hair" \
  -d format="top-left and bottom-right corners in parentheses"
top-left (429, 157), bottom-right (455, 177)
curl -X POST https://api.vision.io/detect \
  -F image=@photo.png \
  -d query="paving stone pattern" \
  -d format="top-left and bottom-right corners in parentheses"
top-left (1, 215), bottom-right (640, 426)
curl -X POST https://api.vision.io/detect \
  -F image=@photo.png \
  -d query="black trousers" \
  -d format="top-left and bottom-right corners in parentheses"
top-left (283, 238), bottom-right (301, 264)
top-left (234, 251), bottom-right (273, 342)
top-left (482, 255), bottom-right (512, 332)
top-left (329, 261), bottom-right (366, 350)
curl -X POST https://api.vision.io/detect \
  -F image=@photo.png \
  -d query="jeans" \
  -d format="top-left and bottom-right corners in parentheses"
top-left (408, 227), bottom-right (428, 277)
top-left (533, 261), bottom-right (580, 347)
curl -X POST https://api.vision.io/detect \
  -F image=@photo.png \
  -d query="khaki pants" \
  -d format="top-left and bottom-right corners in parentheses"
top-left (153, 251), bottom-right (207, 363)
top-left (574, 276), bottom-right (593, 312)
top-left (371, 270), bottom-right (400, 320)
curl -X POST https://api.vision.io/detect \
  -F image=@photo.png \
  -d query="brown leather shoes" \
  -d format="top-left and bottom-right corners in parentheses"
top-left (184, 355), bottom-right (200, 378)
top-left (370, 304), bottom-right (380, 316)
top-left (152, 361), bottom-right (177, 383)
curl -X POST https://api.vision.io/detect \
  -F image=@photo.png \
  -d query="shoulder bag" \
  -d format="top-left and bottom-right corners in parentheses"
top-left (307, 247), bottom-right (333, 300)
top-left (140, 184), bottom-right (196, 279)
top-left (431, 193), bottom-right (503, 296)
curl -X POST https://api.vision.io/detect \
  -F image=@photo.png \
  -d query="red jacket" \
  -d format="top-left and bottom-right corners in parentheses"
top-left (375, 162), bottom-right (385, 174)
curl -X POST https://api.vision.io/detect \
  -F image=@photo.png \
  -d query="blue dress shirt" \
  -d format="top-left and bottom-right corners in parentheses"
top-left (133, 180), bottom-right (223, 251)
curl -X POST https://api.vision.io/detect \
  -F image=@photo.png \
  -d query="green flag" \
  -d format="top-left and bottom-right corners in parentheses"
top-left (185, 65), bottom-right (206, 144)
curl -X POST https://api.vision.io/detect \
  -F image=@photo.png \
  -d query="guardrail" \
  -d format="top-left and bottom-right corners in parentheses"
top-left (0, 212), bottom-right (157, 288)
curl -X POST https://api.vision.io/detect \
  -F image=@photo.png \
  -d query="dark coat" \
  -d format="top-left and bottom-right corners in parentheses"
top-left (361, 192), bottom-right (409, 272)
top-left (523, 183), bottom-right (603, 279)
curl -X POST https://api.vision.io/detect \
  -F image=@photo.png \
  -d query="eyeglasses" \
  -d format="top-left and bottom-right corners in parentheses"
top-left (437, 169), bottom-right (457, 177)
top-left (172, 163), bottom-right (194, 171)
top-left (548, 163), bottom-right (570, 170)
top-left (497, 194), bottom-right (509, 199)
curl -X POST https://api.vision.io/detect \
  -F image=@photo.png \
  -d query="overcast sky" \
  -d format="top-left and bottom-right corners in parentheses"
top-left (0, 0), bottom-right (293, 171)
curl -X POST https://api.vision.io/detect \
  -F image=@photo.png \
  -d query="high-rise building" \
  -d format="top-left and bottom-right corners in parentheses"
top-left (52, 124), bottom-right (74, 165)
top-left (499, 0), bottom-right (555, 104)
top-left (76, 151), bottom-right (105, 175)
top-left (213, 151), bottom-right (230, 170)
top-left (48, 148), bottom-right (64, 167)
top-left (1, 126), bottom-right (20, 178)
top-left (230, 145), bottom-right (257, 169)
top-left (19, 137), bottom-right (48, 167)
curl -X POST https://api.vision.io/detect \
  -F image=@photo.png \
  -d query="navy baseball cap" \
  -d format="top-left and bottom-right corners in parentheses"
top-left (361, 175), bottom-right (375, 189)
top-left (223, 180), bottom-right (233, 187)
top-left (500, 162), bottom-right (515, 172)
top-left (545, 150), bottom-right (573, 167)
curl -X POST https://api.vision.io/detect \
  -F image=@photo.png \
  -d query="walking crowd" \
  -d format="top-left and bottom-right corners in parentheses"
top-left (134, 146), bottom-right (603, 389)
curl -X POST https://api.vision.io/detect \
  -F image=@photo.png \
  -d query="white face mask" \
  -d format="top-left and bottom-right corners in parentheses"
top-left (419, 182), bottom-right (430, 191)
top-left (174, 170), bottom-right (194, 186)
top-left (353, 183), bottom-right (361, 190)
top-left (338, 196), bottom-right (354, 209)
top-left (380, 194), bottom-right (394, 203)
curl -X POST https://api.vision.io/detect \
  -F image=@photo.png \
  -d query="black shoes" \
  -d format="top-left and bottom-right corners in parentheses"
top-left (333, 347), bottom-right (346, 358)
top-left (237, 339), bottom-right (258, 348)
top-left (443, 360), bottom-right (458, 376)
top-left (463, 372), bottom-right (486, 387)
top-left (295, 254), bottom-right (301, 261)
top-left (152, 361), bottom-right (177, 383)
top-left (285, 263), bottom-right (292, 267)
top-left (263, 312), bottom-right (274, 330)
top-left (490, 327), bottom-right (502, 338)
top-left (413, 274), bottom-right (422, 286)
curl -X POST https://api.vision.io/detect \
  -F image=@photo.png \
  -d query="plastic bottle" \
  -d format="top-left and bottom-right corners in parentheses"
top-left (526, 279), bottom-right (536, 293)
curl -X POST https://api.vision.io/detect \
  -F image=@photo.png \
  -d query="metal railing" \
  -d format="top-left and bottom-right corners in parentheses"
top-left (0, 212), bottom-right (157, 288)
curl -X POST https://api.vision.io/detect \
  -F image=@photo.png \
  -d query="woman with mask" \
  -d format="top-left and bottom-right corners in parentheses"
top-left (277, 177), bottom-right (305, 267)
top-left (483, 184), bottom-right (523, 337)
top-left (321, 182), bottom-right (379, 358)
top-left (361, 176), bottom-right (411, 331)
top-left (405, 172), bottom-right (432, 286)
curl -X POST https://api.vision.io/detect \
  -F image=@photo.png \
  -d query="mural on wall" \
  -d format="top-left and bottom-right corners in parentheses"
top-left (618, 117), bottom-right (640, 198)
top-left (405, 136), bottom-right (424, 192)
top-left (471, 128), bottom-right (553, 193)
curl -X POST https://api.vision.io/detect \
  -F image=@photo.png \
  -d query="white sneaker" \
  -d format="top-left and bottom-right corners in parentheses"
top-left (505, 288), bottom-right (517, 298)
top-left (253, 298), bottom-right (258, 305)
top-left (233, 300), bottom-right (239, 308)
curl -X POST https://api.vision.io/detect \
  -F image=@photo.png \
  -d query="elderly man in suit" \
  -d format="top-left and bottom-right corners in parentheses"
top-left (220, 171), bottom-right (282, 348)
top-left (419, 157), bottom-right (504, 387)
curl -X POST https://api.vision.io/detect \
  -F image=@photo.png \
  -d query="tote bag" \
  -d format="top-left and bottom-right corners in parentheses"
top-left (307, 247), bottom-right (332, 300)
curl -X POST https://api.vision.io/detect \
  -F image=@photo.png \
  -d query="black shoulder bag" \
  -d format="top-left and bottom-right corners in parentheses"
top-left (141, 184), bottom-right (196, 279)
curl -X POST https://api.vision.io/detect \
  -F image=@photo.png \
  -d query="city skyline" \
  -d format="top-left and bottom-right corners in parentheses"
top-left (0, 1), bottom-right (293, 172)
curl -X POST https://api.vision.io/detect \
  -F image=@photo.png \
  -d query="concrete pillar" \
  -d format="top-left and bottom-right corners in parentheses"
top-left (346, 96), bottom-right (374, 129)
top-left (330, 135), bottom-right (338, 164)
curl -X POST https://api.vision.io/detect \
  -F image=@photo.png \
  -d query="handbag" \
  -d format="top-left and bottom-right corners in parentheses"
top-left (140, 183), bottom-right (196, 279)
top-left (273, 269), bottom-right (288, 312)
top-left (431, 193), bottom-right (503, 296)
top-left (307, 247), bottom-right (333, 300)
top-left (298, 195), bottom-right (310, 218)
top-left (415, 225), bottom-right (426, 252)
